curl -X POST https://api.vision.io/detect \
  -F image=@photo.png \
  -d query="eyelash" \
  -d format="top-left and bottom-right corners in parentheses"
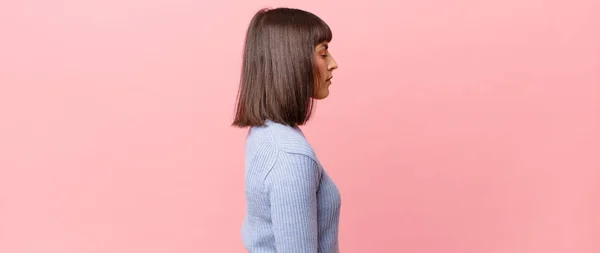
top-left (321, 54), bottom-right (328, 58)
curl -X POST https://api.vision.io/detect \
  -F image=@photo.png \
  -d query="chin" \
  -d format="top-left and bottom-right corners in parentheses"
top-left (314, 91), bottom-right (329, 100)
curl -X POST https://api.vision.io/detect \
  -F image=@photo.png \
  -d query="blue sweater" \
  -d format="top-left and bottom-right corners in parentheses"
top-left (240, 120), bottom-right (341, 253)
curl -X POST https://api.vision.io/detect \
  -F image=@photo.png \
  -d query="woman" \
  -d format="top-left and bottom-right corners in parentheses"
top-left (232, 7), bottom-right (341, 253)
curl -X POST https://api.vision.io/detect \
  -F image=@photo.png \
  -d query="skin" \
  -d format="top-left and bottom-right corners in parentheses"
top-left (313, 42), bottom-right (338, 100)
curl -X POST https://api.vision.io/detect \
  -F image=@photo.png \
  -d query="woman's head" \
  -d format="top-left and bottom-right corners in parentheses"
top-left (232, 8), bottom-right (338, 128)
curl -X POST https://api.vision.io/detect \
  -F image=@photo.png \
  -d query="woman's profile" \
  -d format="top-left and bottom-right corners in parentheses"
top-left (232, 7), bottom-right (341, 253)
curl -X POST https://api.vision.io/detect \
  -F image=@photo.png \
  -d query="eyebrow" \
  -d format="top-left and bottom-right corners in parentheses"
top-left (320, 44), bottom-right (328, 50)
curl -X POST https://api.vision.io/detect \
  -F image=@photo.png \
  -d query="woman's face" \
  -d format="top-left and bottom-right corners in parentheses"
top-left (313, 42), bottom-right (338, 100)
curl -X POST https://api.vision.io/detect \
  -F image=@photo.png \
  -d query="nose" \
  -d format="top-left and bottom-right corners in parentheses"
top-left (328, 56), bottom-right (338, 71)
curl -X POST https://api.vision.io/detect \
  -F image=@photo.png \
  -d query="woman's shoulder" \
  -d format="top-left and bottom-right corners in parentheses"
top-left (247, 120), bottom-right (316, 159)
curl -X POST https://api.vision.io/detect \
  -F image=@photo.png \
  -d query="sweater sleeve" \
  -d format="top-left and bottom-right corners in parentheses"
top-left (264, 152), bottom-right (320, 253)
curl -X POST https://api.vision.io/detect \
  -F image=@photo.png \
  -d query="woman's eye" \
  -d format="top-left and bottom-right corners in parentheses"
top-left (321, 54), bottom-right (328, 58)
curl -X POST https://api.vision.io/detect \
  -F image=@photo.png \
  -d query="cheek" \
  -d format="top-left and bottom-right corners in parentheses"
top-left (316, 59), bottom-right (327, 76)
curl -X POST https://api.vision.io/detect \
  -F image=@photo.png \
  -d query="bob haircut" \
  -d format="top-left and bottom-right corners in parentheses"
top-left (232, 7), bottom-right (333, 127)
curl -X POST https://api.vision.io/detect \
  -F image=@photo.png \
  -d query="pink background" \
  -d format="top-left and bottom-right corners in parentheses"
top-left (1, 0), bottom-right (599, 252)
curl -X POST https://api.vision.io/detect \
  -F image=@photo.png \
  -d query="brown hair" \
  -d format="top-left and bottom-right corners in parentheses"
top-left (232, 7), bottom-right (333, 127)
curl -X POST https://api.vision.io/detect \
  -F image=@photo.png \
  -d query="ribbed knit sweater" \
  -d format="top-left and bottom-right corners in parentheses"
top-left (240, 120), bottom-right (341, 253)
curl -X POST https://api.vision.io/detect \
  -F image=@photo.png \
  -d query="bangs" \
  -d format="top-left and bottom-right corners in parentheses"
top-left (310, 18), bottom-right (332, 45)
